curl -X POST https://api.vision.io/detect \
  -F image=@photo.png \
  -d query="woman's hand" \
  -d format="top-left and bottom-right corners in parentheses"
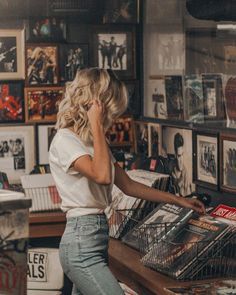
top-left (178, 197), bottom-right (206, 215)
top-left (87, 99), bottom-right (104, 131)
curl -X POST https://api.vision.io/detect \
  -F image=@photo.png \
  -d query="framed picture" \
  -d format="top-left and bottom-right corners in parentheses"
top-left (37, 124), bottom-right (57, 165)
top-left (0, 125), bottom-right (35, 184)
top-left (93, 27), bottom-right (135, 79)
top-left (133, 121), bottom-right (149, 156)
top-left (162, 126), bottom-right (194, 197)
top-left (103, 0), bottom-right (139, 24)
top-left (0, 29), bottom-right (25, 80)
top-left (26, 44), bottom-right (59, 86)
top-left (145, 77), bottom-right (167, 119)
top-left (148, 123), bottom-right (162, 158)
top-left (224, 75), bottom-right (236, 128)
top-left (124, 80), bottom-right (140, 116)
top-left (193, 131), bottom-right (219, 190)
top-left (202, 74), bottom-right (224, 121)
top-left (0, 81), bottom-right (24, 123)
top-left (28, 17), bottom-right (66, 42)
top-left (220, 133), bottom-right (236, 193)
top-left (59, 43), bottom-right (89, 82)
top-left (24, 87), bottom-right (64, 123)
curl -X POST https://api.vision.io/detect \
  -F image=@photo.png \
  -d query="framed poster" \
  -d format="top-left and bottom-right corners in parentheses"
top-left (224, 75), bottom-right (236, 128)
top-left (148, 123), bottom-right (162, 158)
top-left (162, 126), bottom-right (194, 197)
top-left (220, 133), bottom-right (236, 193)
top-left (28, 17), bottom-right (66, 42)
top-left (26, 44), bottom-right (59, 86)
top-left (193, 131), bottom-right (219, 190)
top-left (133, 121), bottom-right (149, 156)
top-left (93, 27), bottom-right (135, 79)
top-left (0, 125), bottom-right (35, 184)
top-left (24, 87), bottom-right (64, 123)
top-left (0, 81), bottom-right (24, 123)
top-left (124, 80), bottom-right (140, 116)
top-left (37, 124), bottom-right (57, 165)
top-left (0, 29), bottom-right (25, 80)
top-left (59, 43), bottom-right (89, 82)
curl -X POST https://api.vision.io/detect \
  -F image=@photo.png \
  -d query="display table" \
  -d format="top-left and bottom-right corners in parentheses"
top-left (29, 212), bottom-right (221, 295)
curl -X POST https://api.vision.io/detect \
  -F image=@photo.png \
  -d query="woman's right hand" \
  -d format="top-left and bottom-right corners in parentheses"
top-left (87, 99), bottom-right (104, 131)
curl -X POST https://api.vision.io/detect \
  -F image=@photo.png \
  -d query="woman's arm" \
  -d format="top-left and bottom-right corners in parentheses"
top-left (114, 163), bottom-right (205, 214)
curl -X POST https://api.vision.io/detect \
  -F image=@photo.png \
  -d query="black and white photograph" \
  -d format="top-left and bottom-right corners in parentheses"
top-left (29, 17), bottom-right (66, 42)
top-left (134, 121), bottom-right (149, 157)
top-left (148, 123), bottom-right (161, 158)
top-left (0, 29), bottom-right (24, 79)
top-left (37, 124), bottom-right (57, 165)
top-left (94, 29), bottom-right (135, 79)
top-left (162, 126), bottom-right (194, 197)
top-left (221, 134), bottom-right (236, 193)
top-left (194, 132), bottom-right (218, 189)
top-left (26, 45), bottom-right (59, 86)
top-left (0, 126), bottom-right (35, 183)
top-left (124, 81), bottom-right (140, 116)
top-left (224, 75), bottom-right (236, 128)
top-left (146, 77), bottom-right (167, 119)
top-left (59, 44), bottom-right (89, 82)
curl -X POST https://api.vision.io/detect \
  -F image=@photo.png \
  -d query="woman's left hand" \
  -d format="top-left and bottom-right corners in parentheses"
top-left (178, 197), bottom-right (206, 215)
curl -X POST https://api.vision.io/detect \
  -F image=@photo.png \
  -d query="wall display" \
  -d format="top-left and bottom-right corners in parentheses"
top-left (220, 133), bottom-right (236, 193)
top-left (184, 75), bottom-right (204, 122)
top-left (37, 124), bottom-right (57, 165)
top-left (165, 75), bottom-right (184, 120)
top-left (148, 123), bottom-right (161, 158)
top-left (59, 43), bottom-right (89, 82)
top-left (0, 125), bottom-right (35, 183)
top-left (146, 77), bottom-right (167, 119)
top-left (93, 28), bottom-right (135, 79)
top-left (24, 87), bottom-right (64, 123)
top-left (193, 131), bottom-right (219, 190)
top-left (28, 17), bottom-right (66, 42)
top-left (0, 29), bottom-right (25, 80)
top-left (202, 74), bottom-right (224, 121)
top-left (162, 126), bottom-right (194, 197)
top-left (224, 75), bottom-right (236, 128)
top-left (26, 44), bottom-right (59, 86)
top-left (133, 121), bottom-right (149, 156)
top-left (124, 81), bottom-right (140, 116)
top-left (0, 81), bottom-right (24, 123)
top-left (147, 31), bottom-right (185, 76)
top-left (103, 0), bottom-right (139, 24)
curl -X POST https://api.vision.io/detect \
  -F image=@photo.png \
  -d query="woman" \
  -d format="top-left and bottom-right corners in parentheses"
top-left (49, 68), bottom-right (205, 295)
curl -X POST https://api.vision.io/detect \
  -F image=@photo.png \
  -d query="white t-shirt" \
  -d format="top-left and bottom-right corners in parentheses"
top-left (49, 128), bottom-right (115, 218)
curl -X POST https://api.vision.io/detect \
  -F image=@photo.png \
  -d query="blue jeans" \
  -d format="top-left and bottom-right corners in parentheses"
top-left (59, 214), bottom-right (124, 295)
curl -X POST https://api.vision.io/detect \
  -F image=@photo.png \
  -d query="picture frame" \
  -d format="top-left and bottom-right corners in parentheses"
top-left (224, 75), bottom-right (236, 128)
top-left (28, 17), bottom-right (67, 42)
top-left (124, 80), bottom-right (140, 116)
top-left (24, 86), bottom-right (64, 123)
top-left (25, 44), bottom-right (59, 86)
top-left (0, 125), bottom-right (35, 184)
top-left (202, 74), bottom-right (225, 121)
top-left (0, 29), bottom-right (25, 80)
top-left (0, 81), bottom-right (24, 123)
top-left (59, 43), bottom-right (89, 82)
top-left (133, 120), bottom-right (149, 156)
top-left (220, 133), bottom-right (236, 193)
top-left (37, 123), bottom-right (57, 165)
top-left (193, 130), bottom-right (219, 190)
top-left (93, 27), bottom-right (136, 79)
top-left (103, 0), bottom-right (139, 24)
top-left (148, 123), bottom-right (162, 158)
top-left (162, 126), bottom-right (194, 197)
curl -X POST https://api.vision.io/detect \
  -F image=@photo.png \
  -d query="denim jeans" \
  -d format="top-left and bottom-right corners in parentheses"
top-left (59, 214), bottom-right (124, 295)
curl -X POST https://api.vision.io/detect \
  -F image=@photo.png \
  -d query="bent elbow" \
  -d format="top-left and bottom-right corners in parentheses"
top-left (94, 175), bottom-right (112, 185)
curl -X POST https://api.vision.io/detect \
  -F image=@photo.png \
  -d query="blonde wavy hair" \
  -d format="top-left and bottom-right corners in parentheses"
top-left (55, 68), bottom-right (128, 143)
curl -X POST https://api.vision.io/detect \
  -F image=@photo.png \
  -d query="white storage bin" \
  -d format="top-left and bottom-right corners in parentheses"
top-left (27, 248), bottom-right (64, 291)
top-left (21, 174), bottom-right (61, 212)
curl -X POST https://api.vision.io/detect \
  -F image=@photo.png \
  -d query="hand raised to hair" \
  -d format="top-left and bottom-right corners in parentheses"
top-left (87, 99), bottom-right (104, 131)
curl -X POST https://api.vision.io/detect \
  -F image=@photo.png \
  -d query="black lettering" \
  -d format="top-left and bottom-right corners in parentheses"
top-left (32, 265), bottom-right (38, 278)
top-left (38, 254), bottom-right (45, 264)
top-left (38, 265), bottom-right (45, 279)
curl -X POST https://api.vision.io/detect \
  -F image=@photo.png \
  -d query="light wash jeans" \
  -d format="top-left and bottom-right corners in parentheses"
top-left (59, 214), bottom-right (124, 295)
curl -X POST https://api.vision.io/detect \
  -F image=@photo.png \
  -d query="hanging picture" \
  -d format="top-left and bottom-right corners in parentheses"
top-left (224, 75), bottom-right (236, 128)
top-left (0, 29), bottom-right (25, 80)
top-left (0, 81), bottom-right (24, 123)
top-left (124, 80), bottom-right (140, 116)
top-left (0, 125), bottom-right (35, 184)
top-left (26, 44), bottom-right (59, 86)
top-left (193, 131), bottom-right (219, 190)
top-left (25, 87), bottom-right (64, 123)
top-left (220, 133), bottom-right (236, 193)
top-left (148, 123), bottom-right (162, 158)
top-left (133, 121), bottom-right (149, 156)
top-left (93, 27), bottom-right (135, 79)
top-left (59, 43), bottom-right (89, 82)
